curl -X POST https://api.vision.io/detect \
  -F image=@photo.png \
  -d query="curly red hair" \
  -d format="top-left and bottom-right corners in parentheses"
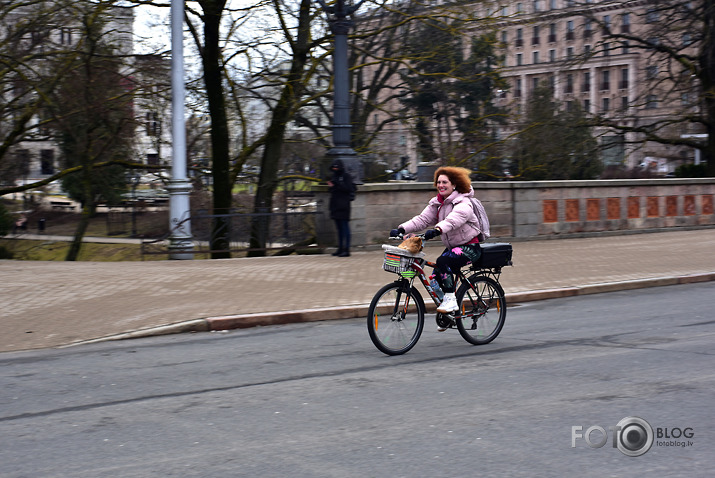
top-left (433, 166), bottom-right (472, 194)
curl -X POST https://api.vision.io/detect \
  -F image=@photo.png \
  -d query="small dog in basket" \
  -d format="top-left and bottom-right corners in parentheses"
top-left (397, 236), bottom-right (423, 254)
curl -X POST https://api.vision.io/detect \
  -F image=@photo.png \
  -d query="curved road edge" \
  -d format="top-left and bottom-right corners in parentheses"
top-left (63, 272), bottom-right (715, 348)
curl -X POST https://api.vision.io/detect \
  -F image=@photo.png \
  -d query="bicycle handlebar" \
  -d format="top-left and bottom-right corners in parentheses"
top-left (388, 232), bottom-right (427, 241)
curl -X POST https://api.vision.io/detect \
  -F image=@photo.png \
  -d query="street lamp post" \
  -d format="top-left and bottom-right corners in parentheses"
top-left (315, 0), bottom-right (365, 184)
top-left (168, 0), bottom-right (193, 259)
top-left (126, 171), bottom-right (141, 237)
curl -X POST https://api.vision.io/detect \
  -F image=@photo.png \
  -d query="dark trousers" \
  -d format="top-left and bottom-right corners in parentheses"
top-left (334, 219), bottom-right (351, 251)
top-left (434, 243), bottom-right (482, 293)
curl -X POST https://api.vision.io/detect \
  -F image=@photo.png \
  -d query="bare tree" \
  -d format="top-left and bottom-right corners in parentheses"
top-left (580, 0), bottom-right (715, 175)
top-left (47, 3), bottom-right (136, 260)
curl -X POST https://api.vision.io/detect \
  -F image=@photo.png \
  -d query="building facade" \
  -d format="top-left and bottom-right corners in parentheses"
top-left (362, 0), bottom-right (704, 178)
top-left (1, 2), bottom-right (172, 189)
top-left (490, 0), bottom-right (702, 174)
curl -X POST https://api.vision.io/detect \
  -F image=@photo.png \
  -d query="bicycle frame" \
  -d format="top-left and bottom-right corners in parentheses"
top-left (393, 258), bottom-right (502, 320)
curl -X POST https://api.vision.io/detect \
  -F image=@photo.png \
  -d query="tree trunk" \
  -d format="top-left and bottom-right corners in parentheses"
top-left (65, 168), bottom-right (94, 261)
top-left (199, 0), bottom-right (232, 259)
top-left (248, 0), bottom-right (312, 256)
top-left (65, 207), bottom-right (91, 261)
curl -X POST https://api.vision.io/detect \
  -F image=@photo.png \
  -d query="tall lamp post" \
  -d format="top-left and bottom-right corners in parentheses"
top-left (315, 0), bottom-right (365, 184)
top-left (168, 0), bottom-right (193, 259)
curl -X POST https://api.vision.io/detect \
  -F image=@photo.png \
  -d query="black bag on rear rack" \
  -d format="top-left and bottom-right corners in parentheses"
top-left (474, 243), bottom-right (513, 269)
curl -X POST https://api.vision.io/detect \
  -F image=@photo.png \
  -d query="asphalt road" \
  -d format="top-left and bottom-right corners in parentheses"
top-left (1, 282), bottom-right (713, 477)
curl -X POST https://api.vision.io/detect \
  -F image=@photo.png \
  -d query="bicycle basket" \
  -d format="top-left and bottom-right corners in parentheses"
top-left (382, 244), bottom-right (425, 276)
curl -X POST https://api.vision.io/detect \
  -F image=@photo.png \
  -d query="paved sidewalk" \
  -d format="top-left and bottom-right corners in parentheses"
top-left (1, 229), bottom-right (714, 353)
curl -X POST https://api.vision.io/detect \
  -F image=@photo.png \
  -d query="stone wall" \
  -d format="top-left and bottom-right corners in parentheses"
top-left (314, 179), bottom-right (715, 247)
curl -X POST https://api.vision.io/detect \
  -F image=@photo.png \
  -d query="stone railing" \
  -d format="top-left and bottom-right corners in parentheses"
top-left (314, 178), bottom-right (715, 247)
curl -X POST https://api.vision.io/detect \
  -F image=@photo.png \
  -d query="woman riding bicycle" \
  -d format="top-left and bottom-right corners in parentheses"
top-left (390, 167), bottom-right (484, 328)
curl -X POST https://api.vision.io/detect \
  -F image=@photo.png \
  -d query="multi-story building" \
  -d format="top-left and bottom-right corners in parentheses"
top-left (490, 0), bottom-right (702, 174)
top-left (363, 0), bottom-right (704, 177)
top-left (1, 2), bottom-right (173, 189)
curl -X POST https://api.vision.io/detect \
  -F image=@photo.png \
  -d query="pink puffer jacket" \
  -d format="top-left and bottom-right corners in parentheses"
top-left (399, 188), bottom-right (480, 248)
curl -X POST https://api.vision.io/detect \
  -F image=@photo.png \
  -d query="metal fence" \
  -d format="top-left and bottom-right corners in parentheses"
top-left (141, 208), bottom-right (318, 258)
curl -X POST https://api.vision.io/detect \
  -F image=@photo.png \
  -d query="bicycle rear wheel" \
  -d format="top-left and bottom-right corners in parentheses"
top-left (367, 282), bottom-right (425, 355)
top-left (455, 275), bottom-right (506, 345)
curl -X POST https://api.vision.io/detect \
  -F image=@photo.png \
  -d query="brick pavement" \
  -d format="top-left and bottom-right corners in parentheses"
top-left (1, 229), bottom-right (714, 353)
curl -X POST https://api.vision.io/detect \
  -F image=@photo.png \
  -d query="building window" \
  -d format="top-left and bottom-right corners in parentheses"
top-left (566, 74), bottom-right (574, 93)
top-left (645, 95), bottom-right (658, 109)
top-left (532, 26), bottom-right (540, 45)
top-left (682, 33), bottom-right (693, 47)
top-left (603, 43), bottom-right (610, 56)
top-left (501, 31), bottom-right (508, 45)
top-left (584, 99), bottom-right (590, 112)
top-left (516, 28), bottom-right (523, 47)
top-left (146, 112), bottom-right (160, 136)
top-left (582, 71), bottom-right (591, 92)
top-left (602, 97), bottom-right (610, 112)
top-left (532, 77), bottom-right (540, 91)
top-left (533, 0), bottom-right (542, 12)
top-left (646, 65), bottom-right (658, 79)
top-left (584, 19), bottom-right (592, 39)
top-left (60, 28), bottom-right (73, 45)
top-left (584, 44), bottom-right (591, 55)
top-left (622, 41), bottom-right (630, 54)
top-left (38, 110), bottom-right (51, 136)
top-left (516, 53), bottom-right (523, 66)
top-left (621, 13), bottom-right (630, 33)
top-left (646, 8), bottom-right (659, 23)
top-left (515, 78), bottom-right (522, 97)
top-left (620, 68), bottom-right (629, 89)
top-left (603, 15), bottom-right (611, 35)
top-left (621, 96), bottom-right (629, 111)
top-left (566, 21), bottom-right (574, 40)
top-left (548, 23), bottom-right (557, 43)
top-left (40, 150), bottom-right (54, 175)
top-left (516, 3), bottom-right (524, 13)
top-left (16, 149), bottom-right (30, 177)
top-left (566, 100), bottom-right (574, 111)
top-left (147, 153), bottom-right (159, 165)
top-left (549, 49), bottom-right (556, 62)
top-left (533, 51), bottom-right (539, 64)
top-left (549, 0), bottom-right (557, 10)
top-left (601, 70), bottom-right (610, 91)
top-left (566, 47), bottom-right (574, 59)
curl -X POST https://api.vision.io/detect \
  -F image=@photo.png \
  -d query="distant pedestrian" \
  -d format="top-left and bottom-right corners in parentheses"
top-left (327, 159), bottom-right (355, 257)
top-left (14, 215), bottom-right (27, 234)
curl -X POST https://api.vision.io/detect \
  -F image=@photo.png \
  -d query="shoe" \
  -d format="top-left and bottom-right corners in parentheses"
top-left (437, 324), bottom-right (448, 332)
top-left (332, 248), bottom-right (343, 256)
top-left (436, 293), bottom-right (458, 314)
top-left (337, 250), bottom-right (350, 257)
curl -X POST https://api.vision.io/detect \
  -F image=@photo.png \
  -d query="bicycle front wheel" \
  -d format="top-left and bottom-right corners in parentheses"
top-left (455, 275), bottom-right (506, 345)
top-left (367, 282), bottom-right (425, 355)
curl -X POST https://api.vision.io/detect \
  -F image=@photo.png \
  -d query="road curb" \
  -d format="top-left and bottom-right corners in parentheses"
top-left (65, 272), bottom-right (715, 347)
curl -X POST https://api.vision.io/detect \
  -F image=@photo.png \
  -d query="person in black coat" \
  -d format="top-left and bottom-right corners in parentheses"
top-left (327, 159), bottom-right (355, 257)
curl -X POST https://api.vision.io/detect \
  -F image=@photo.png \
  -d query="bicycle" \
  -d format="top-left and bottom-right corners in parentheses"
top-left (367, 234), bottom-right (513, 355)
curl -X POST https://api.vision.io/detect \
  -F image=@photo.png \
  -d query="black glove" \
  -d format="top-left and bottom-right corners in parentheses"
top-left (390, 227), bottom-right (405, 237)
top-left (424, 228), bottom-right (441, 240)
